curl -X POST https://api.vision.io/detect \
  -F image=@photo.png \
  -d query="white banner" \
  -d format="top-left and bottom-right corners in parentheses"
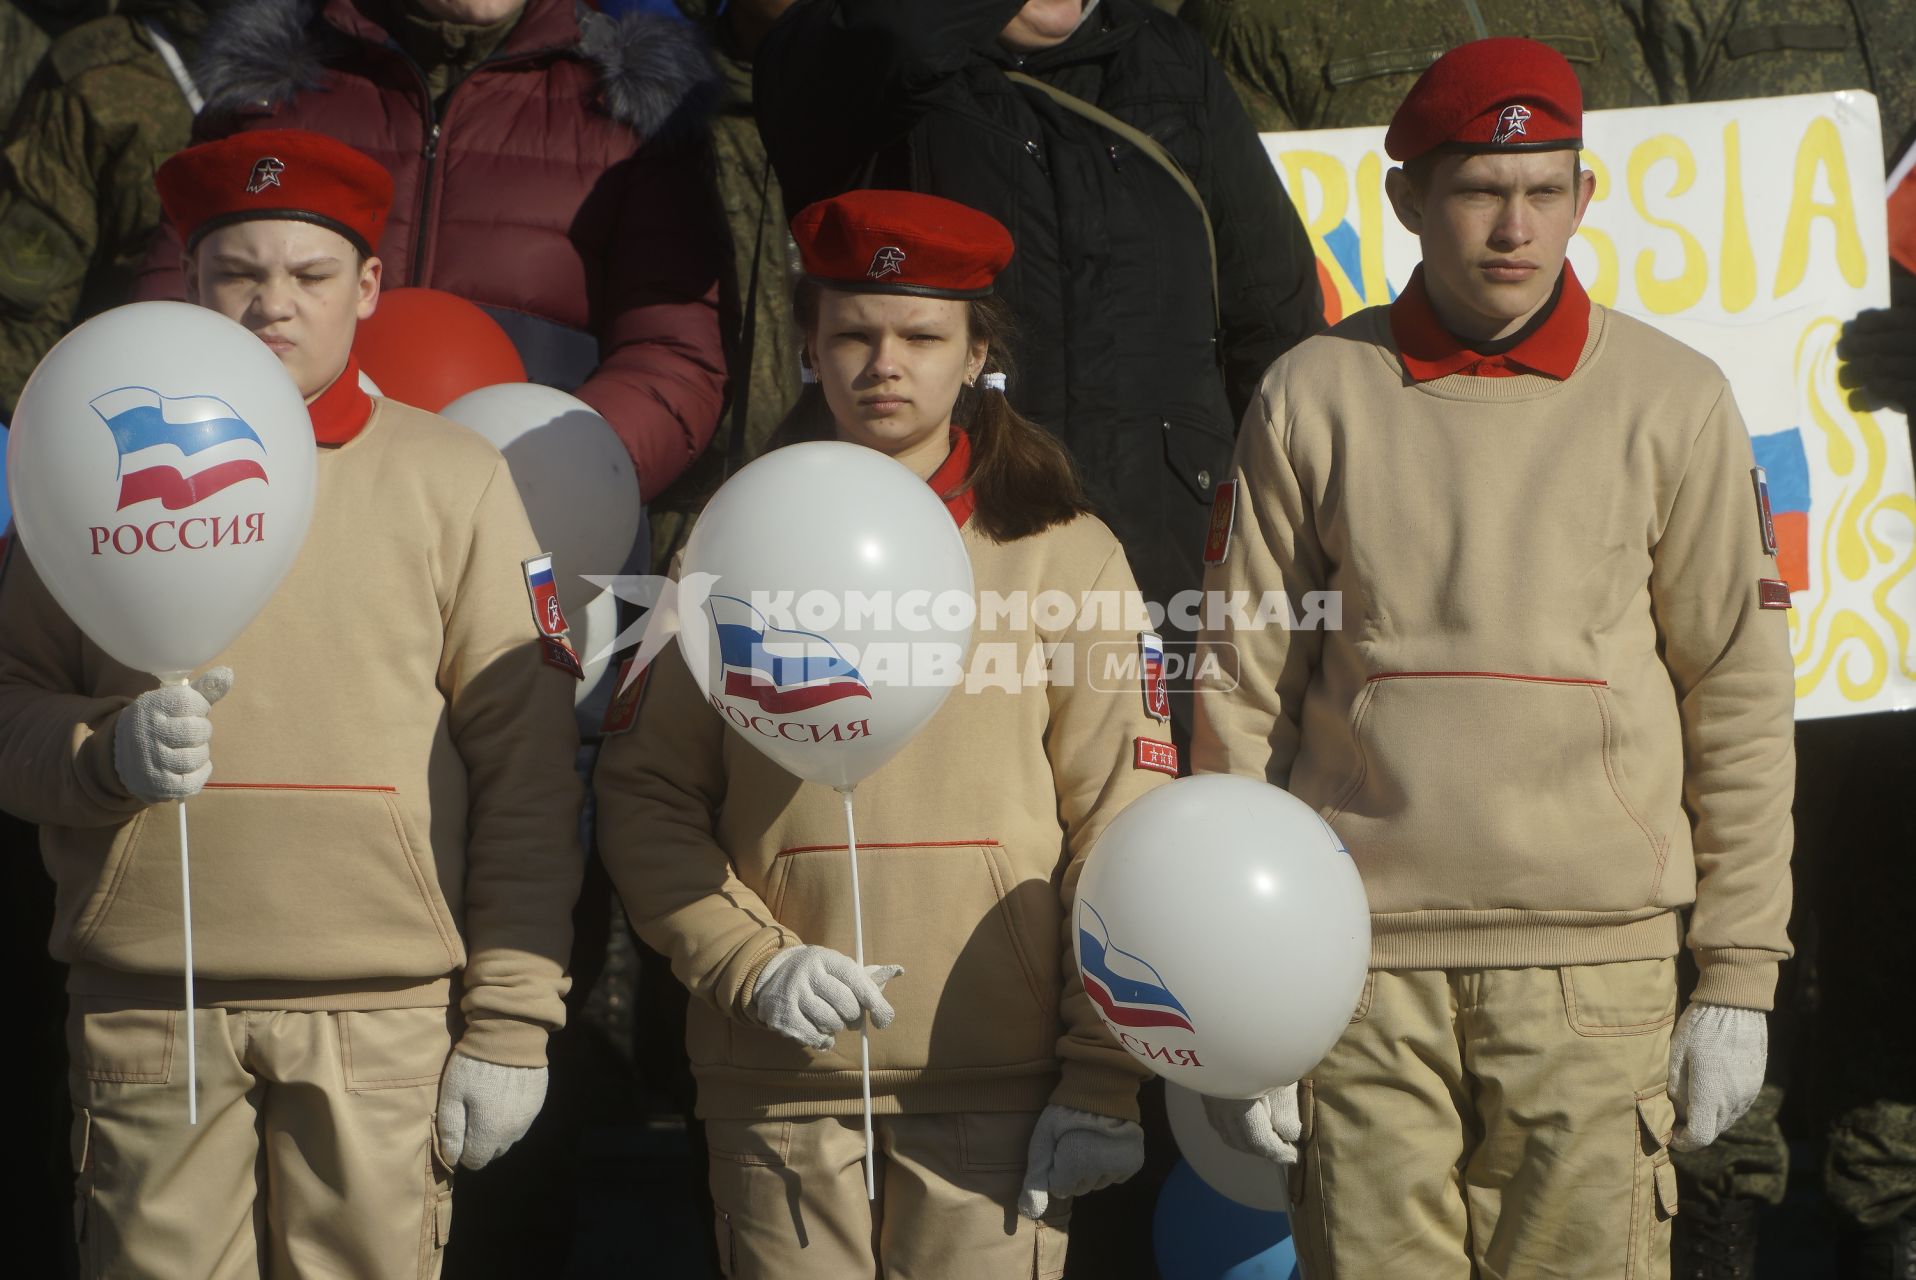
top-left (1268, 92), bottom-right (1916, 719)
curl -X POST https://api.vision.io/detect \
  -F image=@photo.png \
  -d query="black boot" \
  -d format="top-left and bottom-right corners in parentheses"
top-left (1674, 1195), bottom-right (1761, 1279)
top-left (1837, 1215), bottom-right (1916, 1280)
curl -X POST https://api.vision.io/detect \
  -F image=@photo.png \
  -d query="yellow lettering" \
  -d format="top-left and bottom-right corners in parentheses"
top-left (1627, 136), bottom-right (1708, 314)
top-left (1355, 151), bottom-right (1388, 304)
top-left (1774, 116), bottom-right (1866, 298)
top-left (1278, 149), bottom-right (1364, 318)
top-left (1719, 121), bottom-right (1756, 312)
top-left (1576, 148), bottom-right (1619, 306)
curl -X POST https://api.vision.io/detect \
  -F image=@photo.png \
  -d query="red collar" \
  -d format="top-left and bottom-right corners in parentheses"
top-left (1389, 262), bottom-right (1590, 383)
top-left (308, 355), bottom-right (374, 446)
top-left (926, 428), bottom-right (976, 528)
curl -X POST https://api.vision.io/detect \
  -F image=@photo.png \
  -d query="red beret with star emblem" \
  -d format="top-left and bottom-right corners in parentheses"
top-left (1385, 37), bottom-right (1583, 163)
top-left (793, 190), bottom-right (1014, 300)
top-left (157, 129), bottom-right (393, 255)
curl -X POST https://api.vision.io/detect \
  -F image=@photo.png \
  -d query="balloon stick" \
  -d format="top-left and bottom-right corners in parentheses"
top-left (840, 785), bottom-right (876, 1201)
top-left (158, 670), bottom-right (199, 1126)
top-left (178, 796), bottom-right (197, 1127)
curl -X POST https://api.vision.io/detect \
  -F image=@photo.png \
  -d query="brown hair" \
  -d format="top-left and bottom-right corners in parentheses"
top-left (769, 280), bottom-right (1093, 543)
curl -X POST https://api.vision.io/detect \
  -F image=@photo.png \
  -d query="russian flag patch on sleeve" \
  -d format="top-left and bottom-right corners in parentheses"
top-left (523, 553), bottom-right (570, 639)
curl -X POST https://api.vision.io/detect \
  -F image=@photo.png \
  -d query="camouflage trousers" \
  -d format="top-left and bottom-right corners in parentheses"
top-left (1827, 1102), bottom-right (1916, 1229)
top-left (1673, 1082), bottom-right (1790, 1209)
top-left (1676, 1091), bottom-right (1916, 1229)
top-left (1674, 712), bottom-right (1916, 1228)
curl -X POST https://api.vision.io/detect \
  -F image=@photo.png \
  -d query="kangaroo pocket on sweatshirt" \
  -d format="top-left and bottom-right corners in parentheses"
top-left (753, 840), bottom-right (1059, 1076)
top-left (65, 784), bottom-right (465, 982)
top-left (1320, 672), bottom-right (1671, 915)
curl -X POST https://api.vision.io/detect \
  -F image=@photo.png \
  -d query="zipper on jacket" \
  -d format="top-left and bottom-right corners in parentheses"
top-left (384, 37), bottom-right (577, 288)
top-left (381, 43), bottom-right (442, 288)
top-left (1024, 138), bottom-right (1050, 176)
top-left (414, 120), bottom-right (441, 285)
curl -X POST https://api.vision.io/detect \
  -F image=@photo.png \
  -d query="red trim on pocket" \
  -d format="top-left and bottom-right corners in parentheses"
top-left (774, 839), bottom-right (1004, 857)
top-left (1367, 671), bottom-right (1607, 686)
top-left (201, 782), bottom-right (399, 792)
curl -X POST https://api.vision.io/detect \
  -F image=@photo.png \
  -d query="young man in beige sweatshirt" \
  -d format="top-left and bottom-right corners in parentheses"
top-left (1192, 39), bottom-right (1796, 1280)
top-left (0, 130), bottom-right (583, 1278)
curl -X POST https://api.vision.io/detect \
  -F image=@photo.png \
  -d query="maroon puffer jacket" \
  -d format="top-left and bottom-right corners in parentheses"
top-left (137, 0), bottom-right (726, 502)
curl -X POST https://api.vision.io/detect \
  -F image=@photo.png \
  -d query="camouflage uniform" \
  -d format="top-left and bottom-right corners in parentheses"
top-left (0, 0), bottom-right (208, 417)
top-left (648, 2), bottom-right (802, 576)
top-left (1178, 0), bottom-right (1662, 131)
top-left (0, 7), bottom-right (54, 129)
top-left (1648, 0), bottom-right (1915, 164)
top-left (1650, 0), bottom-right (1916, 1236)
top-left (0, 1), bottom-right (113, 128)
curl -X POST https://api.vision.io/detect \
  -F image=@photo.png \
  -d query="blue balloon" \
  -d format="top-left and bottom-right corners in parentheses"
top-left (1153, 1159), bottom-right (1301, 1280)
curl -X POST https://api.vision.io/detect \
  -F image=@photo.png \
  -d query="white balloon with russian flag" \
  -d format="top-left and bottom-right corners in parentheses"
top-left (1074, 774), bottom-right (1371, 1098)
top-left (6, 301), bottom-right (315, 678)
top-left (675, 440), bottom-right (973, 790)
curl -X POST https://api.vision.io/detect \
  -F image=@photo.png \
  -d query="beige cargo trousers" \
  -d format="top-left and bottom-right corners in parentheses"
top-left (1288, 958), bottom-right (1681, 1280)
top-left (67, 999), bottom-right (455, 1279)
top-left (706, 1111), bottom-right (1070, 1279)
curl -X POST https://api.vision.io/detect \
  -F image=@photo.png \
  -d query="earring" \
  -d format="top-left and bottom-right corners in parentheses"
top-left (981, 372), bottom-right (1007, 392)
top-left (799, 362), bottom-right (817, 385)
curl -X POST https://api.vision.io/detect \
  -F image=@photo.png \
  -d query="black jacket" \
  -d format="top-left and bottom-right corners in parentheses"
top-left (756, 0), bottom-right (1323, 632)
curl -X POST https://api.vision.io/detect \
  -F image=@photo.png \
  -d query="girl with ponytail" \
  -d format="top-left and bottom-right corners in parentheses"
top-left (597, 190), bottom-right (1167, 1278)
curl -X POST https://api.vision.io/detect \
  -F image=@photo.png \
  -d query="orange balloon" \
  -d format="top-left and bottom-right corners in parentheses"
top-left (352, 287), bottom-right (527, 411)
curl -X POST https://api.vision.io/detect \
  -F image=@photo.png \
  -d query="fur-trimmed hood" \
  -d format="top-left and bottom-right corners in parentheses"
top-left (193, 0), bottom-right (718, 141)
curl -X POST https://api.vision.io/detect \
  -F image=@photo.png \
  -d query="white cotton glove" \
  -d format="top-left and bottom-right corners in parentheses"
top-left (747, 944), bottom-right (902, 1051)
top-left (1203, 1082), bottom-right (1302, 1165)
top-left (436, 1052), bottom-right (548, 1171)
top-left (1018, 1104), bottom-right (1146, 1220)
top-left (1668, 1003), bottom-right (1768, 1152)
top-left (112, 667), bottom-right (234, 804)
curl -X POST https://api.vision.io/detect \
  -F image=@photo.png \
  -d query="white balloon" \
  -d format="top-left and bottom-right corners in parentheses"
top-left (1165, 1083), bottom-right (1291, 1212)
top-left (1074, 774), bottom-right (1370, 1098)
top-left (7, 302), bottom-right (316, 678)
top-left (440, 383), bottom-right (643, 588)
top-left (677, 441), bottom-right (973, 790)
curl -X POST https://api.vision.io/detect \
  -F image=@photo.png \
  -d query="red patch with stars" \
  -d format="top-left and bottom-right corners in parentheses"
top-left (1134, 737), bottom-right (1180, 776)
top-left (1757, 578), bottom-right (1793, 610)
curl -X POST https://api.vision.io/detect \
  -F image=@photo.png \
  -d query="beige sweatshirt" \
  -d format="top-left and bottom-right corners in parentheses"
top-left (1194, 302), bottom-right (1796, 1010)
top-left (0, 398), bottom-right (584, 1067)
top-left (594, 513), bottom-right (1167, 1121)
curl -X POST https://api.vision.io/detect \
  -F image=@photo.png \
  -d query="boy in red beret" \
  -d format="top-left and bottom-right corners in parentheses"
top-left (0, 129), bottom-right (583, 1277)
top-left (1192, 39), bottom-right (1794, 1279)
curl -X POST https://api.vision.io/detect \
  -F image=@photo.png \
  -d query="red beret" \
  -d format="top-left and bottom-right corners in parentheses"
top-left (1386, 38), bottom-right (1583, 163)
top-left (157, 129), bottom-right (393, 255)
top-left (793, 190), bottom-right (1014, 300)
